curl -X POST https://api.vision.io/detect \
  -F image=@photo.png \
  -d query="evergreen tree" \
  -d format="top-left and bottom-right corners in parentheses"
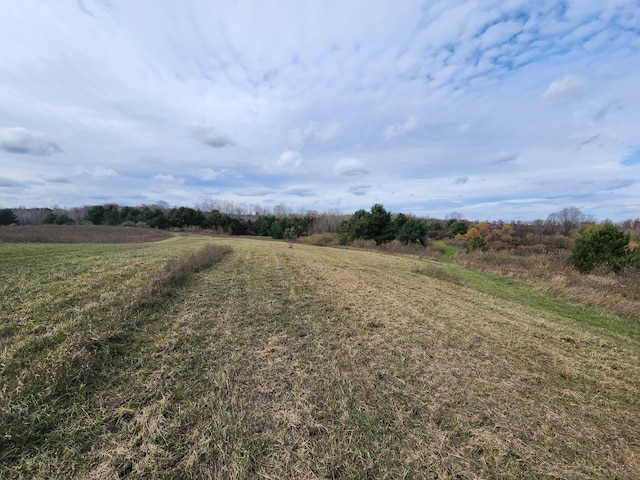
top-left (570, 223), bottom-right (631, 272)
top-left (397, 218), bottom-right (427, 246)
top-left (0, 208), bottom-right (18, 225)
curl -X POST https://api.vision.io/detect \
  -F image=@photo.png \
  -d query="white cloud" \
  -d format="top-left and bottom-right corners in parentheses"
top-left (75, 166), bottom-right (117, 179)
top-left (192, 168), bottom-right (227, 181)
top-left (290, 121), bottom-right (340, 148)
top-left (265, 150), bottom-right (303, 174)
top-left (335, 158), bottom-right (369, 177)
top-left (542, 75), bottom-right (587, 101)
top-left (154, 174), bottom-right (185, 184)
top-left (383, 116), bottom-right (418, 141)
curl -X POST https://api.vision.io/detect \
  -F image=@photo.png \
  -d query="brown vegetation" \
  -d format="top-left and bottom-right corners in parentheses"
top-left (0, 224), bottom-right (172, 243)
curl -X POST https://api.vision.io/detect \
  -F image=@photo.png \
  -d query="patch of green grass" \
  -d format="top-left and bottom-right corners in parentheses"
top-left (433, 240), bottom-right (461, 263)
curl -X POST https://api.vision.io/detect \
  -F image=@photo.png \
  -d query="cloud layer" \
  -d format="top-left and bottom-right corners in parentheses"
top-left (1, 1), bottom-right (639, 220)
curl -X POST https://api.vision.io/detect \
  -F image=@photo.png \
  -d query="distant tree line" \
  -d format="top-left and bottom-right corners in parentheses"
top-left (79, 204), bottom-right (317, 240)
top-left (3, 202), bottom-right (639, 273)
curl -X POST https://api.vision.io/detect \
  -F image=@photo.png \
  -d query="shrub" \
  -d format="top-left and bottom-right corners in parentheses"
top-left (569, 223), bottom-right (633, 273)
top-left (468, 235), bottom-right (487, 252)
top-left (448, 220), bottom-right (468, 237)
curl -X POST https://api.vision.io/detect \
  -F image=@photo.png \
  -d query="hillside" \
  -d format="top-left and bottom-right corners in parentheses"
top-left (1, 235), bottom-right (639, 479)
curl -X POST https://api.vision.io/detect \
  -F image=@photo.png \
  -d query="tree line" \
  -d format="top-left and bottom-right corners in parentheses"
top-left (2, 204), bottom-right (638, 274)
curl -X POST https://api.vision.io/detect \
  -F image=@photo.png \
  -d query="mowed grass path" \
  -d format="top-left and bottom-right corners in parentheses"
top-left (1, 236), bottom-right (639, 478)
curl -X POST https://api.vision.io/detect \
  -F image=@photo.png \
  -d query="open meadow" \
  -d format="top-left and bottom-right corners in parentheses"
top-left (1, 230), bottom-right (639, 479)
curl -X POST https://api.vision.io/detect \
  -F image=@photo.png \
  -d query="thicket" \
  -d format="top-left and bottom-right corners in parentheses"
top-left (74, 204), bottom-right (320, 241)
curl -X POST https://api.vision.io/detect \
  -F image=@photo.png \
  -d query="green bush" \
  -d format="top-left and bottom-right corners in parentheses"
top-left (569, 223), bottom-right (634, 273)
top-left (468, 235), bottom-right (487, 252)
top-left (448, 220), bottom-right (468, 237)
top-left (43, 213), bottom-right (73, 225)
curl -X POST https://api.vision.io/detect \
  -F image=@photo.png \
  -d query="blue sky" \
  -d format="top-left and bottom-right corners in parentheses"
top-left (1, 0), bottom-right (639, 221)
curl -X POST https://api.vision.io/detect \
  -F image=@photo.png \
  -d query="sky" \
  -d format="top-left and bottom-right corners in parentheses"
top-left (1, 0), bottom-right (639, 221)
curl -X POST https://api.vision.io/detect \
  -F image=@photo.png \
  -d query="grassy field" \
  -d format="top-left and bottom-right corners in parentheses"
top-left (1, 234), bottom-right (639, 478)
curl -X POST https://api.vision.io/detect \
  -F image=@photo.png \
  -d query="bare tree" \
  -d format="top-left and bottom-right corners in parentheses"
top-left (273, 203), bottom-right (290, 217)
top-left (546, 207), bottom-right (586, 235)
top-left (445, 211), bottom-right (464, 221)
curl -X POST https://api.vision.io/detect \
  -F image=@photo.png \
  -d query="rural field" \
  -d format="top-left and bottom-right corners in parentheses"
top-left (1, 232), bottom-right (639, 479)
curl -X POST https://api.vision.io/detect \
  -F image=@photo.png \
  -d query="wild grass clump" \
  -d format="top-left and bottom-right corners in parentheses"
top-left (412, 263), bottom-right (460, 284)
top-left (546, 265), bottom-right (640, 318)
top-left (456, 247), bottom-right (567, 278)
top-left (151, 244), bottom-right (232, 291)
top-left (0, 224), bottom-right (172, 243)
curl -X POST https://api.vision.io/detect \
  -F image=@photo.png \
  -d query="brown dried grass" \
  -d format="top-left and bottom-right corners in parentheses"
top-left (2, 237), bottom-right (638, 478)
top-left (0, 224), bottom-right (172, 243)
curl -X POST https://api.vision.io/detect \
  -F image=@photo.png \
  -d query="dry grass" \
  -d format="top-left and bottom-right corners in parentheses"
top-left (0, 224), bottom-right (172, 243)
top-left (346, 239), bottom-right (445, 261)
top-left (0, 237), bottom-right (230, 478)
top-left (411, 263), bottom-right (460, 284)
top-left (300, 233), bottom-right (341, 246)
top-left (456, 248), bottom-right (640, 319)
top-left (1, 236), bottom-right (639, 478)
